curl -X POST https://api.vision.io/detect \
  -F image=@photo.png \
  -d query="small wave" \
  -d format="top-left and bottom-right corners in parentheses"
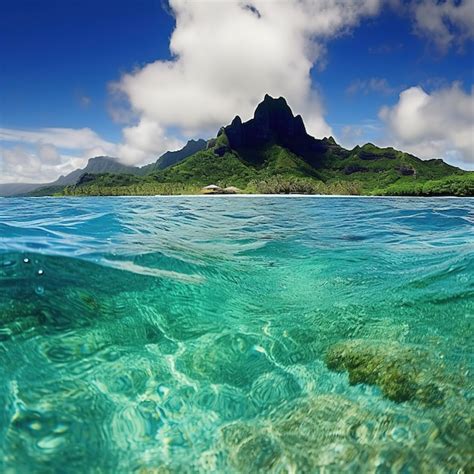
top-left (99, 258), bottom-right (204, 284)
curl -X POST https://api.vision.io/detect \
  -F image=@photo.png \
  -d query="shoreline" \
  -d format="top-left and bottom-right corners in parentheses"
top-left (12, 193), bottom-right (474, 199)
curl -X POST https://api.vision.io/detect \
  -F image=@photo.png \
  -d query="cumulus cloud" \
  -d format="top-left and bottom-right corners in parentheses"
top-left (0, 127), bottom-right (117, 183)
top-left (117, 119), bottom-right (184, 165)
top-left (0, 145), bottom-right (86, 183)
top-left (379, 83), bottom-right (474, 168)
top-left (4, 0), bottom-right (473, 181)
top-left (111, 0), bottom-right (383, 163)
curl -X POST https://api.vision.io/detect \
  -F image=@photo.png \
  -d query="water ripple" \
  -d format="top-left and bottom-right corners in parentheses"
top-left (0, 196), bottom-right (473, 472)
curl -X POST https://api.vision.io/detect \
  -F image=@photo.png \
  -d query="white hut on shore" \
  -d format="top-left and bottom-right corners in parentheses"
top-left (202, 184), bottom-right (223, 194)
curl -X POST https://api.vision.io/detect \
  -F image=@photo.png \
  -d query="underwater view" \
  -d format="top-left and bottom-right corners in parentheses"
top-left (0, 196), bottom-right (472, 473)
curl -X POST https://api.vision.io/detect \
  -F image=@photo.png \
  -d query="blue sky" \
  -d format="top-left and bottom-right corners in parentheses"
top-left (1, 0), bottom-right (473, 182)
top-left (0, 0), bottom-right (173, 140)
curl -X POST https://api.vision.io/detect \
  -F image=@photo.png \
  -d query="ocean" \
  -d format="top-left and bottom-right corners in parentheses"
top-left (0, 196), bottom-right (472, 472)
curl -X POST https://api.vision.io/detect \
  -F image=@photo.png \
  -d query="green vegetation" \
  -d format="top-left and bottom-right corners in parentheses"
top-left (27, 185), bottom-right (67, 197)
top-left (60, 139), bottom-right (472, 197)
top-left (246, 176), bottom-right (363, 195)
top-left (374, 173), bottom-right (474, 196)
top-left (62, 173), bottom-right (202, 196)
top-left (20, 95), bottom-right (473, 197)
top-left (152, 149), bottom-right (256, 188)
top-left (48, 121), bottom-right (472, 197)
top-left (315, 143), bottom-right (467, 195)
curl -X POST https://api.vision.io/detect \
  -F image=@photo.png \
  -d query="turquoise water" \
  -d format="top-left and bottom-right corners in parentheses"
top-left (0, 196), bottom-right (473, 473)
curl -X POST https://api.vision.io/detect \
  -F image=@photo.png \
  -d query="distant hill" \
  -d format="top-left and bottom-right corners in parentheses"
top-left (141, 139), bottom-right (207, 174)
top-left (0, 156), bottom-right (141, 196)
top-left (1, 140), bottom-right (208, 197)
top-left (7, 156), bottom-right (141, 197)
top-left (53, 156), bottom-right (141, 186)
top-left (10, 95), bottom-right (473, 197)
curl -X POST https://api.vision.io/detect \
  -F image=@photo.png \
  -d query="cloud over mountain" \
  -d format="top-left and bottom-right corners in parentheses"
top-left (2, 0), bottom-right (473, 182)
top-left (112, 0), bottom-right (383, 164)
top-left (380, 83), bottom-right (474, 168)
top-left (0, 127), bottom-right (116, 183)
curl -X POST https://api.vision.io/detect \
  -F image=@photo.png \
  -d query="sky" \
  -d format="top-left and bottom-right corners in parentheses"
top-left (0, 0), bottom-right (473, 183)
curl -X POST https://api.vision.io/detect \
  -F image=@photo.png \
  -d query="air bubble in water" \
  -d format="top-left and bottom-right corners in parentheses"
top-left (37, 269), bottom-right (44, 276)
top-left (35, 286), bottom-right (44, 295)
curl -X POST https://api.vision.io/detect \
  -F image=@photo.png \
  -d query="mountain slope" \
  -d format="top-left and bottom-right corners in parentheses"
top-left (2, 140), bottom-right (210, 197)
top-left (53, 156), bottom-right (141, 186)
top-left (56, 95), bottom-right (474, 196)
top-left (1, 156), bottom-right (142, 197)
top-left (140, 139), bottom-right (207, 174)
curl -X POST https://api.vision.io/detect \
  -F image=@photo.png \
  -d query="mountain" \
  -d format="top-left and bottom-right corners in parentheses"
top-left (0, 156), bottom-right (142, 197)
top-left (52, 156), bottom-right (141, 186)
top-left (1, 140), bottom-right (211, 197)
top-left (141, 139), bottom-right (207, 174)
top-left (222, 94), bottom-right (334, 166)
top-left (14, 156), bottom-right (141, 197)
top-left (31, 95), bottom-right (474, 196)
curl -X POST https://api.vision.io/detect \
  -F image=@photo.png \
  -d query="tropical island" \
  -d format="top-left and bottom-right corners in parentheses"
top-left (11, 95), bottom-right (474, 197)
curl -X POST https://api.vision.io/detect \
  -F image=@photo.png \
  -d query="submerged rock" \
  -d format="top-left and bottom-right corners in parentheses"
top-left (325, 339), bottom-right (447, 405)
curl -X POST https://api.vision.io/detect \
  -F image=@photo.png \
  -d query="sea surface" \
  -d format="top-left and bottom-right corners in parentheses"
top-left (0, 196), bottom-right (473, 473)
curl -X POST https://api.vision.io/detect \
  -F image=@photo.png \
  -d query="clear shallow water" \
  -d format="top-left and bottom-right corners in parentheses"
top-left (0, 196), bottom-right (473, 473)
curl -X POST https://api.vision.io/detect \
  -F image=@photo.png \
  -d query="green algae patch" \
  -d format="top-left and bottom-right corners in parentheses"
top-left (325, 339), bottom-right (446, 405)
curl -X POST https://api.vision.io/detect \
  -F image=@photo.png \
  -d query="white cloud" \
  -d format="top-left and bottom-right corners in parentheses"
top-left (117, 118), bottom-right (184, 165)
top-left (408, 0), bottom-right (474, 51)
top-left (0, 145), bottom-right (86, 183)
top-left (4, 0), bottom-right (473, 181)
top-left (111, 0), bottom-right (383, 159)
top-left (0, 127), bottom-right (117, 183)
top-left (37, 143), bottom-right (62, 164)
top-left (386, 0), bottom-right (474, 51)
top-left (379, 83), bottom-right (474, 169)
top-left (0, 127), bottom-right (115, 151)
